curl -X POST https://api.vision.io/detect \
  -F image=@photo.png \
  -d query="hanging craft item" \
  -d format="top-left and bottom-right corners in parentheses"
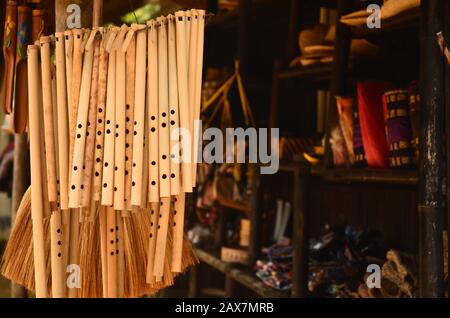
top-left (1, 9), bottom-right (206, 298)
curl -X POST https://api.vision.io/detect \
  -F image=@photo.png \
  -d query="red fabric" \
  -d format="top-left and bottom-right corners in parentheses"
top-left (357, 82), bottom-right (394, 168)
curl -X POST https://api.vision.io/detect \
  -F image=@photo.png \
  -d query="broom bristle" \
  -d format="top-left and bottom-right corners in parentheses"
top-left (1, 187), bottom-right (53, 293)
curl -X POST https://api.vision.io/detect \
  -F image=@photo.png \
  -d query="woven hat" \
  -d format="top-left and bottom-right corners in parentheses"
top-left (381, 0), bottom-right (420, 19)
top-left (299, 24), bottom-right (329, 55)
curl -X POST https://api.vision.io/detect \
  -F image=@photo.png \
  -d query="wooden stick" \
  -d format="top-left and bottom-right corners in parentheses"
top-left (81, 39), bottom-right (100, 212)
top-left (68, 42), bottom-right (95, 208)
top-left (157, 17), bottom-right (171, 198)
top-left (101, 49), bottom-right (116, 207)
top-left (145, 202), bottom-right (159, 283)
top-left (27, 44), bottom-right (48, 298)
top-left (113, 26), bottom-right (127, 211)
top-left (124, 31), bottom-right (136, 211)
top-left (64, 30), bottom-right (74, 127)
top-left (50, 210), bottom-right (65, 297)
top-left (192, 10), bottom-right (206, 187)
top-left (147, 20), bottom-right (160, 203)
top-left (130, 25), bottom-right (148, 206)
top-left (39, 36), bottom-right (58, 207)
top-left (167, 15), bottom-right (180, 196)
top-left (116, 211), bottom-right (125, 297)
top-left (93, 39), bottom-right (109, 202)
top-left (175, 11), bottom-right (193, 193)
top-left (106, 206), bottom-right (117, 297)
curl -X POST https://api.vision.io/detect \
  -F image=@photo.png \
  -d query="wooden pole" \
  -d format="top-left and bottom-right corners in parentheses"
top-left (419, 0), bottom-right (445, 298)
top-left (93, 0), bottom-right (103, 27)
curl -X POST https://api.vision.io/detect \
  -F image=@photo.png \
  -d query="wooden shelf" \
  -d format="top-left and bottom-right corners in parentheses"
top-left (277, 63), bottom-right (333, 81)
top-left (195, 248), bottom-right (289, 298)
top-left (311, 166), bottom-right (418, 185)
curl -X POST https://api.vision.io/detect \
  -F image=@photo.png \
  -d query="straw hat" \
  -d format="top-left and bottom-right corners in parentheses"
top-left (381, 0), bottom-right (420, 19)
top-left (299, 24), bottom-right (329, 55)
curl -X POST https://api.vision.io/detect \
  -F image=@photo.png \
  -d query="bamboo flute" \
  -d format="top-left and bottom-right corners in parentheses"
top-left (93, 36), bottom-right (109, 202)
top-left (171, 192), bottom-right (185, 272)
top-left (124, 28), bottom-right (136, 211)
top-left (106, 206), bottom-right (117, 297)
top-left (113, 25), bottom-right (128, 211)
top-left (147, 20), bottom-right (160, 203)
top-left (99, 206), bottom-right (108, 296)
top-left (64, 30), bottom-right (73, 123)
top-left (39, 36), bottom-right (58, 208)
top-left (187, 10), bottom-right (198, 189)
top-left (175, 11), bottom-right (193, 193)
top-left (153, 17), bottom-right (171, 281)
top-left (81, 37), bottom-right (101, 214)
top-left (146, 201), bottom-right (159, 283)
top-left (192, 10), bottom-right (206, 187)
top-left (101, 30), bottom-right (117, 207)
top-left (130, 25), bottom-right (148, 206)
top-left (27, 44), bottom-right (48, 298)
top-left (68, 42), bottom-right (95, 208)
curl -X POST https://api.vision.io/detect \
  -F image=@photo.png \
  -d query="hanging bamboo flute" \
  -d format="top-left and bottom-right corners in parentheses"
top-left (131, 24), bottom-right (147, 207)
top-left (64, 30), bottom-right (73, 126)
top-left (27, 44), bottom-right (48, 298)
top-left (175, 11), bottom-right (193, 193)
top-left (153, 16), bottom-right (171, 281)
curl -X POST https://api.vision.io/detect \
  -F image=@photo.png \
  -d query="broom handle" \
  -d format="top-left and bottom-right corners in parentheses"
top-left (188, 10), bottom-right (198, 189)
top-left (124, 31), bottom-right (136, 211)
top-left (81, 38), bottom-right (100, 211)
top-left (192, 10), bottom-right (206, 187)
top-left (153, 196), bottom-right (170, 280)
top-left (99, 205), bottom-right (108, 296)
top-left (145, 201), bottom-right (160, 283)
top-left (147, 20), bottom-right (160, 203)
top-left (68, 43), bottom-right (95, 208)
top-left (171, 192), bottom-right (185, 272)
top-left (167, 15), bottom-right (180, 196)
top-left (157, 17), bottom-right (171, 198)
top-left (130, 26), bottom-right (147, 206)
top-left (27, 44), bottom-right (48, 298)
top-left (101, 48), bottom-right (116, 207)
top-left (175, 11), bottom-right (193, 193)
top-left (113, 26), bottom-right (127, 211)
top-left (39, 36), bottom-right (58, 206)
top-left (106, 206), bottom-right (117, 298)
top-left (93, 40), bottom-right (108, 202)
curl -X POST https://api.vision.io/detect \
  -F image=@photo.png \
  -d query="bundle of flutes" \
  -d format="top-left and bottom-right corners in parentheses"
top-left (1, 9), bottom-right (205, 298)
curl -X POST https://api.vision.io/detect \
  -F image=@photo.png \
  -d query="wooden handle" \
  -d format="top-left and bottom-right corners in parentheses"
top-left (68, 44), bottom-right (95, 208)
top-left (106, 206), bottom-right (117, 298)
top-left (171, 192), bottom-right (185, 273)
top-left (175, 11), bottom-right (193, 193)
top-left (40, 36), bottom-right (58, 207)
top-left (192, 10), bottom-right (206, 187)
top-left (55, 32), bottom-right (70, 212)
top-left (147, 20), bottom-right (160, 203)
top-left (157, 17), bottom-right (171, 198)
top-left (27, 44), bottom-right (48, 298)
top-left (152, 197), bottom-right (170, 279)
top-left (167, 15), bottom-right (181, 196)
top-left (146, 202), bottom-right (159, 283)
top-left (113, 32), bottom-right (127, 211)
top-left (124, 34), bottom-right (136, 211)
top-left (130, 26), bottom-right (147, 206)
top-left (93, 42), bottom-right (109, 202)
top-left (101, 50), bottom-right (116, 206)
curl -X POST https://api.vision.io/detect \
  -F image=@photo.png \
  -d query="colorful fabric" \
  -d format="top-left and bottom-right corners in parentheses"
top-left (352, 100), bottom-right (366, 167)
top-left (255, 245), bottom-right (293, 291)
top-left (383, 90), bottom-right (414, 168)
top-left (357, 82), bottom-right (394, 168)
